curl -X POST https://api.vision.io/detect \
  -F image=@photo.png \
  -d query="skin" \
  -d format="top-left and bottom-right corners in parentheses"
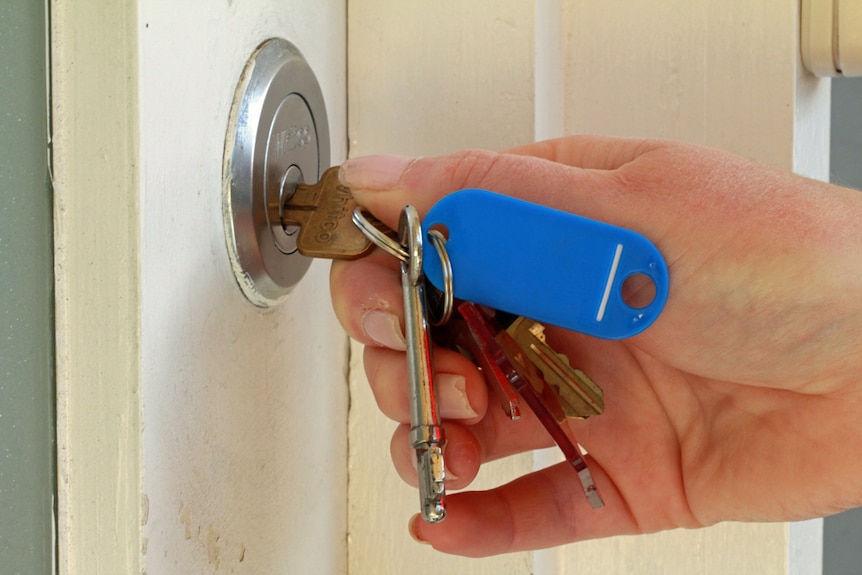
top-left (329, 135), bottom-right (862, 558)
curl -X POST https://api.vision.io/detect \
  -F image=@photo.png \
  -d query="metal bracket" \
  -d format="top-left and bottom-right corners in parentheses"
top-left (223, 38), bottom-right (330, 307)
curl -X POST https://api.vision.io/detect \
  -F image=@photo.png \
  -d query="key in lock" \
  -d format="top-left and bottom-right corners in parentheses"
top-left (278, 166), bottom-right (375, 260)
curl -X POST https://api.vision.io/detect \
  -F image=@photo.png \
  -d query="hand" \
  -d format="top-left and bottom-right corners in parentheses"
top-left (330, 135), bottom-right (862, 557)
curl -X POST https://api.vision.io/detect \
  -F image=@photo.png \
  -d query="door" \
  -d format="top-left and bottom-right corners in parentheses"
top-left (347, 1), bottom-right (829, 574)
top-left (52, 1), bottom-right (834, 574)
top-left (52, 2), bottom-right (347, 573)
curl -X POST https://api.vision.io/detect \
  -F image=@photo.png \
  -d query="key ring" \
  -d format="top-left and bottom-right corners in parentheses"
top-left (426, 229), bottom-right (453, 326)
top-left (353, 206), bottom-right (454, 326)
top-left (352, 208), bottom-right (409, 263)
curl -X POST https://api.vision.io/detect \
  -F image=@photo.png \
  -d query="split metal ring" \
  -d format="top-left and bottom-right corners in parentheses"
top-left (426, 229), bottom-right (453, 326)
top-left (352, 208), bottom-right (409, 263)
top-left (352, 206), bottom-right (454, 325)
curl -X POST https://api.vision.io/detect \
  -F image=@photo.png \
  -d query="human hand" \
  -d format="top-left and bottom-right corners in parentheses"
top-left (330, 135), bottom-right (862, 557)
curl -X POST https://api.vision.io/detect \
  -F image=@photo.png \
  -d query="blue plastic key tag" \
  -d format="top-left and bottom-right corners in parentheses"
top-left (421, 190), bottom-right (669, 340)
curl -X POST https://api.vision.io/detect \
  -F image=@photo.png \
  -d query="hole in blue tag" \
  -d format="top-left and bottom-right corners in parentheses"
top-left (622, 273), bottom-right (657, 310)
top-left (428, 223), bottom-right (450, 241)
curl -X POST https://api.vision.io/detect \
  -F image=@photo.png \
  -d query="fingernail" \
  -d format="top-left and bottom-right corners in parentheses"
top-left (444, 464), bottom-right (459, 481)
top-left (408, 514), bottom-right (431, 545)
top-left (339, 155), bottom-right (415, 191)
top-left (436, 373), bottom-right (478, 420)
top-left (361, 310), bottom-right (407, 351)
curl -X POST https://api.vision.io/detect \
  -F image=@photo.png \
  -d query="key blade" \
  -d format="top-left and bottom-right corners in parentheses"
top-left (495, 329), bottom-right (568, 423)
top-left (281, 166), bottom-right (374, 259)
top-left (577, 466), bottom-right (604, 510)
top-left (495, 330), bottom-right (605, 509)
top-left (507, 317), bottom-right (605, 418)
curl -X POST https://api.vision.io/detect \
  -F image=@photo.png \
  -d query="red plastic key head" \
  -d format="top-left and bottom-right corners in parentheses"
top-left (453, 304), bottom-right (605, 508)
top-left (435, 302), bottom-right (520, 420)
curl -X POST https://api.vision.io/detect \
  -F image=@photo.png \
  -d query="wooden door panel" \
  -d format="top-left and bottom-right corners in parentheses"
top-left (53, 2), bottom-right (348, 573)
top-left (346, 2), bottom-right (829, 574)
top-left (138, 4), bottom-right (348, 573)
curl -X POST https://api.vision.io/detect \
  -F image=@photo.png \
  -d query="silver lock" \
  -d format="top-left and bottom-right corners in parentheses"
top-left (223, 38), bottom-right (330, 307)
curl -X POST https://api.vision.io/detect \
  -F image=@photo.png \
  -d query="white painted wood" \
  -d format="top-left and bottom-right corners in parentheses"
top-left (802, 0), bottom-right (862, 76)
top-left (55, 0), bottom-right (831, 571)
top-left (138, 3), bottom-right (347, 574)
top-left (53, 1), bottom-right (348, 573)
top-left (562, 1), bottom-right (828, 173)
top-left (535, 0), bottom-right (566, 141)
top-left (51, 4), bottom-right (142, 573)
top-left (349, 1), bottom-right (830, 574)
top-left (837, 0), bottom-right (862, 75)
top-left (801, 0), bottom-right (838, 77)
top-left (348, 0), bottom-right (535, 158)
top-left (347, 2), bottom-right (535, 573)
top-left (789, 519), bottom-right (825, 575)
top-left (566, 524), bottom-right (787, 575)
top-left (347, 341), bottom-right (533, 575)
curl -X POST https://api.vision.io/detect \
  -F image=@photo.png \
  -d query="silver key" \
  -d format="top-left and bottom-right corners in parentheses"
top-left (399, 205), bottom-right (447, 523)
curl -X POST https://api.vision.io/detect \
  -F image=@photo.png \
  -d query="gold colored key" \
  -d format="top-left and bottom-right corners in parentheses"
top-left (279, 166), bottom-right (374, 259)
top-left (506, 316), bottom-right (605, 419)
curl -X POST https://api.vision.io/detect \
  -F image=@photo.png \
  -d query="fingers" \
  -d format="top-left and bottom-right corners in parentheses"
top-left (390, 422), bottom-right (483, 491)
top-left (504, 134), bottom-right (663, 170)
top-left (329, 249), bottom-right (403, 348)
top-left (331, 135), bottom-right (686, 350)
top-left (364, 346), bottom-right (489, 425)
top-left (389, 412), bottom-right (557, 492)
top-left (367, 341), bottom-right (558, 488)
top-left (338, 139), bottom-right (675, 242)
top-left (340, 148), bottom-right (613, 224)
top-left (407, 458), bottom-right (642, 557)
top-left (328, 136), bottom-right (695, 555)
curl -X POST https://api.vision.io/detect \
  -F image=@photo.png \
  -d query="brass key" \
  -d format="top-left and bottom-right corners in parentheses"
top-left (279, 166), bottom-right (374, 259)
top-left (506, 317), bottom-right (604, 420)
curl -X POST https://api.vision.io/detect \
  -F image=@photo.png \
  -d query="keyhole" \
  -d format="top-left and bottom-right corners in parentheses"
top-left (278, 164), bottom-right (304, 239)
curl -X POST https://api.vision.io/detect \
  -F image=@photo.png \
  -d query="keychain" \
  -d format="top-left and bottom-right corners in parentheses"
top-left (421, 189), bottom-right (669, 339)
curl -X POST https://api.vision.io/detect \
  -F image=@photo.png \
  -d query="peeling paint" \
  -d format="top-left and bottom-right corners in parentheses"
top-left (141, 493), bottom-right (149, 526)
top-left (206, 524), bottom-right (222, 568)
top-left (178, 501), bottom-right (192, 540)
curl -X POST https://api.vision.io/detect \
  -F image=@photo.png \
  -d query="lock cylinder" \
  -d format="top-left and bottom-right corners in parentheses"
top-left (223, 38), bottom-right (330, 307)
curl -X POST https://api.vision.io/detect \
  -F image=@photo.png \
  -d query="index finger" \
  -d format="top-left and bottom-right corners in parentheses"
top-left (408, 458), bottom-right (651, 557)
top-left (504, 134), bottom-right (663, 171)
top-left (338, 140), bottom-right (669, 238)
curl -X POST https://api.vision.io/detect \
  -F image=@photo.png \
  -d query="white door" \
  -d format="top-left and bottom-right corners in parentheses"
top-left (52, 2), bottom-right (347, 573)
top-left (53, 1), bottom-right (832, 574)
top-left (347, 1), bottom-right (829, 574)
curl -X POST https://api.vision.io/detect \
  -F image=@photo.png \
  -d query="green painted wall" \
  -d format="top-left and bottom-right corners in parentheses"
top-left (829, 78), bottom-right (862, 190)
top-left (823, 77), bottom-right (862, 575)
top-left (0, 1), bottom-right (56, 573)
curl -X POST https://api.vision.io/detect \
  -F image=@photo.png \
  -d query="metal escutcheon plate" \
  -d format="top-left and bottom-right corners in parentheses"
top-left (223, 38), bottom-right (330, 307)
